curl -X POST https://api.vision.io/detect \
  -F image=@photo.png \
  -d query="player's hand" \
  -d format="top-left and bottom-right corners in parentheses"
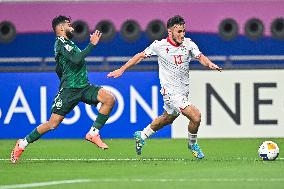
top-left (209, 63), bottom-right (222, 72)
top-left (90, 30), bottom-right (102, 46)
top-left (107, 69), bottom-right (124, 78)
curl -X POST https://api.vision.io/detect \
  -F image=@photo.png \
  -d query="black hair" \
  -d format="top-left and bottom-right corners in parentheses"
top-left (167, 15), bottom-right (185, 29)
top-left (52, 15), bottom-right (71, 32)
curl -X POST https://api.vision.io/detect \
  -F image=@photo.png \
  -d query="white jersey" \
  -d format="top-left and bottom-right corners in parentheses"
top-left (144, 37), bottom-right (202, 95)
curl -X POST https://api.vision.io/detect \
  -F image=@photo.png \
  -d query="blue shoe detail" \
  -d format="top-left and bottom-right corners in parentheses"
top-left (134, 131), bottom-right (145, 155)
top-left (189, 143), bottom-right (205, 159)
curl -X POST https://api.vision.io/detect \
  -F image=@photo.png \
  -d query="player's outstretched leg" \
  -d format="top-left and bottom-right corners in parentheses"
top-left (133, 131), bottom-right (145, 155)
top-left (85, 88), bottom-right (115, 150)
top-left (11, 139), bottom-right (25, 163)
top-left (183, 105), bottom-right (204, 159)
top-left (188, 143), bottom-right (205, 159)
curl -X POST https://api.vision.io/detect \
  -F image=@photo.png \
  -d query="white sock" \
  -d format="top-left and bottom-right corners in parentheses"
top-left (188, 132), bottom-right (197, 145)
top-left (88, 127), bottom-right (99, 136)
top-left (141, 125), bottom-right (155, 140)
top-left (19, 138), bottom-right (29, 149)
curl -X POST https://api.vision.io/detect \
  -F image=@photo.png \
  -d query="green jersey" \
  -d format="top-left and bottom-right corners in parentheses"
top-left (54, 36), bottom-right (94, 88)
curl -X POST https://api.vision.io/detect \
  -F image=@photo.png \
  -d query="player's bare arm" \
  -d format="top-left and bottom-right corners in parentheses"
top-left (107, 52), bottom-right (146, 78)
top-left (198, 54), bottom-right (222, 72)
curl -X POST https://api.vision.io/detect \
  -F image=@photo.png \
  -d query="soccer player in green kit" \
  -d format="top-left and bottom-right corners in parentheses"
top-left (11, 15), bottom-right (115, 163)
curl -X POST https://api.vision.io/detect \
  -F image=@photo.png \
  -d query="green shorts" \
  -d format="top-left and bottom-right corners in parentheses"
top-left (51, 84), bottom-right (102, 116)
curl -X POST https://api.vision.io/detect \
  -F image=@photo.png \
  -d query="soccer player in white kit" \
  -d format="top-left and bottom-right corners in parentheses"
top-left (107, 15), bottom-right (222, 159)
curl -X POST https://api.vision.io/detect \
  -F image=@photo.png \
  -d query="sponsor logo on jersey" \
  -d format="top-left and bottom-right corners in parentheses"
top-left (64, 44), bottom-right (74, 52)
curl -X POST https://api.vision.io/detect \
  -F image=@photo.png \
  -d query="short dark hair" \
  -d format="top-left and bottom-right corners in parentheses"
top-left (52, 15), bottom-right (71, 32)
top-left (167, 15), bottom-right (185, 29)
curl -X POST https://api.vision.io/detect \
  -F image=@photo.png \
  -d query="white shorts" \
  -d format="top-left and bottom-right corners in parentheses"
top-left (162, 92), bottom-right (191, 116)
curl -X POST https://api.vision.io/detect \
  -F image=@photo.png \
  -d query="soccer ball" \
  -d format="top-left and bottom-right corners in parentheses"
top-left (258, 141), bottom-right (279, 161)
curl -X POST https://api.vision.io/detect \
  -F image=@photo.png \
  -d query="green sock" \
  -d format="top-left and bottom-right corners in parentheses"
top-left (92, 113), bottom-right (109, 130)
top-left (25, 128), bottom-right (43, 143)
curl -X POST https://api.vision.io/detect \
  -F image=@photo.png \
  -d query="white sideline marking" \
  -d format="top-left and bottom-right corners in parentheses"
top-left (1, 178), bottom-right (284, 189)
top-left (0, 179), bottom-right (92, 189)
top-left (0, 157), bottom-right (283, 161)
top-left (0, 158), bottom-right (185, 161)
top-left (87, 178), bottom-right (284, 182)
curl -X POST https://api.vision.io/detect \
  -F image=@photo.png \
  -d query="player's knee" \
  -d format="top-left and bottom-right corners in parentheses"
top-left (166, 118), bottom-right (174, 125)
top-left (163, 116), bottom-right (174, 125)
top-left (192, 112), bottom-right (201, 125)
top-left (105, 93), bottom-right (116, 106)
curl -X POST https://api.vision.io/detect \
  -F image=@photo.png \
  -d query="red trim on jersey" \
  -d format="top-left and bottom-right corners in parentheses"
top-left (167, 37), bottom-right (180, 47)
top-left (162, 87), bottom-right (166, 95)
top-left (179, 107), bottom-right (186, 111)
top-left (195, 53), bottom-right (202, 59)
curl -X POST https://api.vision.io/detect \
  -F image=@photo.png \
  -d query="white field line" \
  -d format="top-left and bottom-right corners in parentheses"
top-left (0, 158), bottom-right (186, 161)
top-left (0, 157), bottom-right (283, 161)
top-left (1, 177), bottom-right (284, 189)
top-left (0, 179), bottom-right (92, 189)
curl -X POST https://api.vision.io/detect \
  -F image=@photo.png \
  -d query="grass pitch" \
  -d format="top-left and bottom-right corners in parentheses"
top-left (0, 138), bottom-right (283, 189)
